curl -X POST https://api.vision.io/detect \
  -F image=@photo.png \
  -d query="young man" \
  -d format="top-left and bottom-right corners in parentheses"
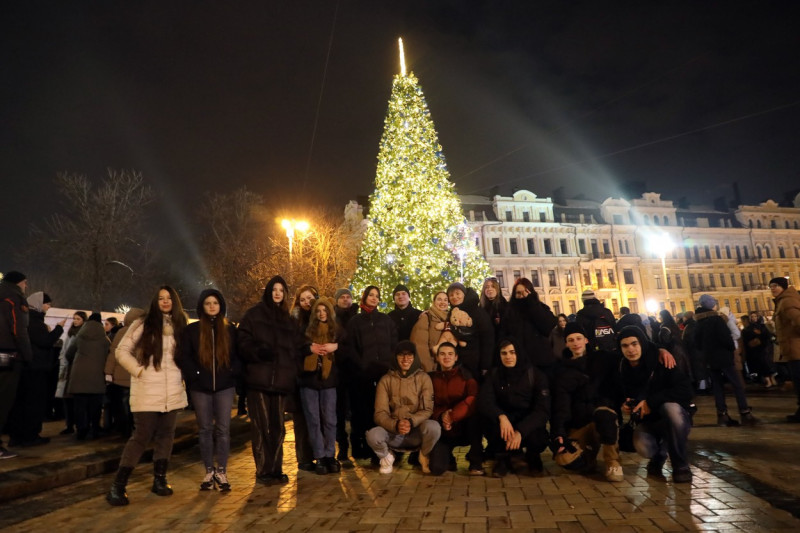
top-left (769, 277), bottom-right (800, 422)
top-left (388, 284), bottom-right (422, 342)
top-left (478, 339), bottom-right (550, 477)
top-left (428, 342), bottom-right (483, 475)
top-left (615, 326), bottom-right (695, 483)
top-left (366, 341), bottom-right (440, 474)
top-left (550, 323), bottom-right (622, 482)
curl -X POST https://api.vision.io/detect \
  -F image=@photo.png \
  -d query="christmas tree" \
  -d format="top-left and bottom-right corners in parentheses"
top-left (351, 39), bottom-right (490, 309)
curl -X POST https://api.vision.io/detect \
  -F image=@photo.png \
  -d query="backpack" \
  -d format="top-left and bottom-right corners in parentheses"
top-left (592, 315), bottom-right (617, 352)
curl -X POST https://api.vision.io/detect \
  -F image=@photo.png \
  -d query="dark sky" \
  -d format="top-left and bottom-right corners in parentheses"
top-left (2, 1), bottom-right (799, 263)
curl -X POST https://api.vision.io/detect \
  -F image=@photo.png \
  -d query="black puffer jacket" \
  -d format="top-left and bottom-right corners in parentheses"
top-left (550, 348), bottom-right (619, 439)
top-left (0, 279), bottom-right (33, 362)
top-left (450, 288), bottom-right (494, 376)
top-left (237, 276), bottom-right (305, 394)
top-left (693, 308), bottom-right (734, 370)
top-left (27, 309), bottom-right (63, 371)
top-left (500, 293), bottom-right (558, 370)
top-left (178, 289), bottom-right (241, 393)
top-left (344, 308), bottom-right (397, 384)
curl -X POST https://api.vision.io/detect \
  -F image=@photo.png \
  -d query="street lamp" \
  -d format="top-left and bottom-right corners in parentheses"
top-left (649, 232), bottom-right (675, 307)
top-left (281, 219), bottom-right (309, 282)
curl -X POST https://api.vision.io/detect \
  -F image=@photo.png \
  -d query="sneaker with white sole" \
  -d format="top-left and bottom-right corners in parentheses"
top-left (379, 453), bottom-right (395, 474)
top-left (605, 463), bottom-right (624, 482)
top-left (0, 447), bottom-right (18, 460)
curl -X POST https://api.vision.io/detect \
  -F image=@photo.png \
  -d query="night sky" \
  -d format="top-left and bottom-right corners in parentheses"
top-left (2, 1), bottom-right (799, 263)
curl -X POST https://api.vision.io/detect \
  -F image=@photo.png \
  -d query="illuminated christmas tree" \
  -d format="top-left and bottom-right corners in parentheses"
top-left (351, 39), bottom-right (490, 309)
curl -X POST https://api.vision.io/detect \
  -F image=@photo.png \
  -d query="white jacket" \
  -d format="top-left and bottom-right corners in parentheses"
top-left (116, 318), bottom-right (187, 413)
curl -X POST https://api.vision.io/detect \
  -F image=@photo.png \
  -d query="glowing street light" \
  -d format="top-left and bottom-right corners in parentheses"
top-left (648, 232), bottom-right (675, 305)
top-left (645, 299), bottom-right (660, 315)
top-left (281, 219), bottom-right (309, 258)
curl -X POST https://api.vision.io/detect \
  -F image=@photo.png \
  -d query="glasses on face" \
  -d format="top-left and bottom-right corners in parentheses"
top-left (397, 353), bottom-right (415, 359)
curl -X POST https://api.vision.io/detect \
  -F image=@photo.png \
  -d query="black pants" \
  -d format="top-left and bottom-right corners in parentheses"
top-left (335, 380), bottom-right (350, 457)
top-left (248, 390), bottom-right (286, 478)
top-left (0, 363), bottom-right (23, 443)
top-left (429, 415), bottom-right (484, 475)
top-left (73, 393), bottom-right (103, 437)
top-left (7, 367), bottom-right (48, 441)
top-left (485, 413), bottom-right (548, 461)
top-left (348, 378), bottom-right (376, 459)
top-left (104, 383), bottom-right (131, 436)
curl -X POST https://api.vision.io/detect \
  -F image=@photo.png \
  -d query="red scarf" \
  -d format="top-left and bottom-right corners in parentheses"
top-left (360, 303), bottom-right (376, 314)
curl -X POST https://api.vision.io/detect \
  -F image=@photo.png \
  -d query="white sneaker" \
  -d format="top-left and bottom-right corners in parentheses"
top-left (379, 453), bottom-right (395, 474)
top-left (605, 464), bottom-right (624, 482)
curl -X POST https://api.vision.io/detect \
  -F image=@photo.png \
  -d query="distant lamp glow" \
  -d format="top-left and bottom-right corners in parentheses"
top-left (280, 218), bottom-right (310, 265)
top-left (646, 299), bottom-right (660, 314)
top-left (649, 232), bottom-right (675, 304)
top-left (398, 37), bottom-right (406, 76)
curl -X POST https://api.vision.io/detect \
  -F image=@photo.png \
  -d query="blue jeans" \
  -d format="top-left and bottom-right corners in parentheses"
top-left (190, 387), bottom-right (235, 471)
top-left (711, 365), bottom-right (750, 414)
top-left (299, 387), bottom-right (337, 459)
top-left (366, 420), bottom-right (441, 458)
top-left (633, 402), bottom-right (692, 470)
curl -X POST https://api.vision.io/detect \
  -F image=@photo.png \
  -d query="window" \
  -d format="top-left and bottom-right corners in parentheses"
top-left (548, 270), bottom-right (558, 287)
top-left (709, 275), bottom-right (715, 289)
top-left (491, 238), bottom-right (500, 255)
top-left (596, 269), bottom-right (604, 288)
top-left (603, 240), bottom-right (611, 254)
top-left (628, 298), bottom-right (638, 313)
top-left (612, 299), bottom-right (619, 314)
top-left (689, 273), bottom-right (696, 288)
top-left (607, 269), bottom-right (615, 285)
top-left (569, 300), bottom-right (577, 314)
top-left (552, 301), bottom-right (561, 315)
top-left (539, 212), bottom-right (546, 222)
top-left (509, 239), bottom-right (518, 254)
top-left (513, 270), bottom-right (521, 281)
top-left (623, 269), bottom-right (634, 284)
top-left (527, 238), bottom-right (535, 254)
top-left (565, 269), bottom-right (574, 286)
top-left (505, 211), bottom-right (512, 222)
top-left (613, 214), bottom-right (623, 224)
top-left (715, 245), bottom-right (721, 259)
top-left (544, 239), bottom-right (553, 254)
top-left (523, 211), bottom-right (530, 222)
top-left (741, 274), bottom-right (747, 288)
top-left (578, 240), bottom-right (587, 254)
top-left (560, 239), bottom-right (568, 254)
top-left (676, 275), bottom-right (683, 289)
top-left (655, 275), bottom-right (662, 289)
top-left (663, 216), bottom-right (669, 225)
top-left (726, 246), bottom-right (732, 259)
top-left (531, 270), bottom-right (540, 287)
top-left (780, 246), bottom-right (786, 258)
top-left (744, 247), bottom-right (750, 259)
top-left (496, 271), bottom-right (505, 288)
top-left (680, 301), bottom-right (686, 312)
top-left (625, 241), bottom-right (630, 254)
top-left (583, 269), bottom-right (592, 285)
top-left (654, 216), bottom-right (660, 226)
top-left (720, 274), bottom-right (726, 287)
top-left (667, 275), bottom-right (673, 290)
top-left (730, 274), bottom-right (736, 287)
top-left (704, 245), bottom-right (711, 259)
top-left (618, 240), bottom-right (624, 254)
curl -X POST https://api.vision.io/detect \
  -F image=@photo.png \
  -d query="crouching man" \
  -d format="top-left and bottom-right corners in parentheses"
top-left (478, 338), bottom-right (550, 477)
top-left (366, 341), bottom-right (440, 474)
top-left (428, 342), bottom-right (484, 476)
top-left (615, 326), bottom-right (695, 483)
top-left (550, 323), bottom-right (623, 482)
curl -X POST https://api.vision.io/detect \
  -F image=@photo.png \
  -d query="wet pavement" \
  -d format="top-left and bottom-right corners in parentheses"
top-left (0, 388), bottom-right (798, 532)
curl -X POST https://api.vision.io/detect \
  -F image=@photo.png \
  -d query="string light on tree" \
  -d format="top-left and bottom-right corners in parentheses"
top-left (351, 38), bottom-right (490, 307)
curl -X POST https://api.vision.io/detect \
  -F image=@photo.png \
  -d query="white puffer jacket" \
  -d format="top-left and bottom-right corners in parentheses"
top-left (116, 318), bottom-right (187, 413)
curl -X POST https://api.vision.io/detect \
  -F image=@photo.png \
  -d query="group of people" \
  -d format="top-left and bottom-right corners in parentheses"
top-left (2, 268), bottom-right (800, 506)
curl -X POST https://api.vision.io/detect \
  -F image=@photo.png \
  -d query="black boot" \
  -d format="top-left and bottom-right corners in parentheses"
top-left (151, 459), bottom-right (174, 496)
top-left (107, 466), bottom-right (134, 506)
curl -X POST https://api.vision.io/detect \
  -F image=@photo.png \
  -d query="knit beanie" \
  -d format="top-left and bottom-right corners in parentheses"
top-left (393, 284), bottom-right (410, 297)
top-left (334, 288), bottom-right (352, 302)
top-left (2, 271), bottom-right (26, 284)
top-left (769, 277), bottom-right (789, 290)
top-left (563, 322), bottom-right (587, 339)
top-left (581, 289), bottom-right (596, 302)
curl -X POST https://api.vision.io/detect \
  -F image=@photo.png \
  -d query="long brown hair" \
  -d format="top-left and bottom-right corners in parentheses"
top-left (198, 296), bottom-right (231, 371)
top-left (137, 285), bottom-right (187, 370)
top-left (306, 298), bottom-right (337, 344)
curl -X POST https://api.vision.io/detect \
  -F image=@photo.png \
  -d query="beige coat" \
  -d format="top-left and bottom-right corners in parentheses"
top-left (774, 286), bottom-right (800, 361)
top-left (373, 368), bottom-right (434, 432)
top-left (116, 318), bottom-right (187, 412)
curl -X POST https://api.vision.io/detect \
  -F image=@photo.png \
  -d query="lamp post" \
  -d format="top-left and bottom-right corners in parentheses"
top-left (649, 232), bottom-right (675, 309)
top-left (281, 219), bottom-right (309, 283)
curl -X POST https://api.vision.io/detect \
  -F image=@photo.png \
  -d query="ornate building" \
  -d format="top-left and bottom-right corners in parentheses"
top-left (463, 191), bottom-right (800, 317)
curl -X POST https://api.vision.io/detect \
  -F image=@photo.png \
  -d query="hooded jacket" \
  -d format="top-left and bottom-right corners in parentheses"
top-left (478, 340), bottom-right (550, 439)
top-left (178, 289), bottom-right (240, 393)
top-left (67, 319), bottom-right (111, 395)
top-left (576, 298), bottom-right (617, 351)
top-left (27, 306), bottom-right (63, 371)
top-left (500, 292), bottom-right (558, 369)
top-left (237, 276), bottom-right (304, 394)
top-left (613, 326), bottom-right (694, 418)
top-left (693, 307), bottom-right (735, 369)
top-left (0, 279), bottom-right (33, 362)
top-left (344, 303), bottom-right (398, 384)
top-left (448, 288), bottom-right (494, 376)
top-left (774, 286), bottom-right (800, 361)
top-left (373, 342), bottom-right (434, 432)
top-left (104, 308), bottom-right (146, 388)
top-left (116, 314), bottom-right (188, 413)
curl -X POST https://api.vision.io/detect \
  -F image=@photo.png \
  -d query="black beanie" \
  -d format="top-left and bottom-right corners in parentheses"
top-left (43, 293), bottom-right (52, 304)
top-left (563, 322), bottom-right (587, 339)
top-left (769, 277), bottom-right (789, 290)
top-left (393, 284), bottom-right (410, 297)
top-left (3, 271), bottom-right (27, 284)
top-left (88, 312), bottom-right (103, 323)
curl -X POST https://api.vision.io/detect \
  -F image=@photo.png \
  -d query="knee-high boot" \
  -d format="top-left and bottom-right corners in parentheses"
top-left (151, 459), bottom-right (173, 496)
top-left (106, 466), bottom-right (134, 506)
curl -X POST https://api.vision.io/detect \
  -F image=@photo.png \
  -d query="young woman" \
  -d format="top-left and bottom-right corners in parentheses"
top-left (300, 298), bottom-right (342, 474)
top-left (66, 312), bottom-right (110, 440)
top-left (107, 286), bottom-right (188, 506)
top-left (238, 276), bottom-right (305, 485)
top-left (480, 277), bottom-right (508, 342)
top-left (410, 291), bottom-right (454, 372)
top-left (178, 289), bottom-right (240, 491)
top-left (56, 311), bottom-right (87, 435)
top-left (288, 284), bottom-right (318, 471)
top-left (549, 313), bottom-right (569, 360)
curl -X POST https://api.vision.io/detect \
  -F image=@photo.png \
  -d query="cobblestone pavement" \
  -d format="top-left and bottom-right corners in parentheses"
top-left (3, 392), bottom-right (800, 532)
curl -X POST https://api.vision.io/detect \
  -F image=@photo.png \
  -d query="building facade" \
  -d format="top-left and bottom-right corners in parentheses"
top-left (463, 191), bottom-right (800, 318)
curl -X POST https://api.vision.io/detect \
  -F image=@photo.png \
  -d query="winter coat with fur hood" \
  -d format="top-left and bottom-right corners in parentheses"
top-left (774, 286), bottom-right (800, 361)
